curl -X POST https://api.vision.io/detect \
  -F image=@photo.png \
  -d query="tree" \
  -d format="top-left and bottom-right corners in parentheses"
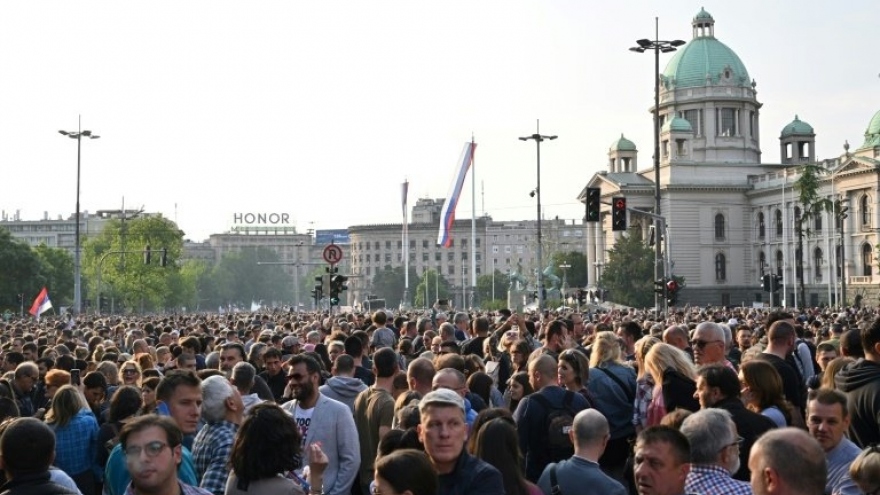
top-left (33, 245), bottom-right (74, 306)
top-left (0, 228), bottom-right (44, 310)
top-left (370, 265), bottom-right (419, 309)
top-left (599, 228), bottom-right (654, 308)
top-left (414, 269), bottom-right (451, 308)
top-left (475, 270), bottom-right (506, 306)
top-left (793, 164), bottom-right (834, 309)
top-left (548, 251), bottom-right (588, 289)
top-left (209, 247), bottom-right (292, 307)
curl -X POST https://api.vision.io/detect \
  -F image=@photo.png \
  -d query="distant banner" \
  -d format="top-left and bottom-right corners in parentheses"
top-left (437, 142), bottom-right (476, 247)
top-left (315, 229), bottom-right (350, 245)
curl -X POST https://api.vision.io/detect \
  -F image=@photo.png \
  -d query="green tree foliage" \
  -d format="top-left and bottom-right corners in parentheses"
top-left (414, 269), bottom-right (451, 308)
top-left (178, 259), bottom-right (213, 311)
top-left (208, 247), bottom-right (292, 307)
top-left (548, 251), bottom-right (588, 288)
top-left (33, 245), bottom-right (75, 305)
top-left (0, 228), bottom-right (48, 309)
top-left (793, 164), bottom-right (834, 308)
top-left (475, 270), bottom-right (506, 305)
top-left (599, 228), bottom-right (654, 308)
top-left (370, 265), bottom-right (419, 308)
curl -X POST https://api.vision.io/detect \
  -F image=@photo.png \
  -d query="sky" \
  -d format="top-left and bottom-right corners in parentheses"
top-left (1, 1), bottom-right (877, 243)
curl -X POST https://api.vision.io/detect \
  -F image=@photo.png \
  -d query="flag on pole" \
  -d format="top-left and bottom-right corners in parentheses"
top-left (29, 287), bottom-right (52, 317)
top-left (437, 142), bottom-right (477, 247)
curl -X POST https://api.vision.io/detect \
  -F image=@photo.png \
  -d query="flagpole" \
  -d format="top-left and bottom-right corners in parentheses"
top-left (470, 135), bottom-right (477, 309)
top-left (402, 180), bottom-right (409, 309)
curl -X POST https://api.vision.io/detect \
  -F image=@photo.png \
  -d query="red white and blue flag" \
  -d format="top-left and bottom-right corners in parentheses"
top-left (437, 142), bottom-right (476, 248)
top-left (29, 287), bottom-right (52, 318)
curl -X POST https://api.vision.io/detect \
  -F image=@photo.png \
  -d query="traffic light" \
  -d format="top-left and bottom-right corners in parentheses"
top-left (586, 187), bottom-right (601, 222)
top-left (329, 272), bottom-right (349, 306)
top-left (611, 197), bottom-right (627, 231)
top-left (761, 274), bottom-right (771, 292)
top-left (771, 274), bottom-right (782, 292)
top-left (144, 245), bottom-right (152, 264)
top-left (666, 279), bottom-right (679, 306)
top-left (654, 279), bottom-right (665, 295)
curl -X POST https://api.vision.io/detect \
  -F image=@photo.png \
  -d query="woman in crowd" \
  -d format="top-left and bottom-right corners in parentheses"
top-left (632, 336), bottom-right (659, 432)
top-left (821, 356), bottom-right (856, 390)
top-left (557, 349), bottom-right (593, 406)
top-left (738, 359), bottom-right (796, 427)
top-left (139, 376), bottom-right (161, 415)
top-left (643, 343), bottom-right (699, 426)
top-left (118, 360), bottom-right (142, 388)
top-left (226, 402), bottom-right (327, 495)
top-left (472, 416), bottom-right (541, 495)
top-left (45, 385), bottom-right (99, 495)
top-left (374, 449), bottom-right (438, 495)
top-left (505, 371), bottom-right (534, 412)
top-left (849, 445), bottom-right (880, 495)
top-left (97, 385), bottom-right (142, 468)
top-left (587, 330), bottom-right (637, 480)
top-left (467, 407), bottom-right (514, 454)
top-left (508, 340), bottom-right (531, 374)
top-left (43, 369), bottom-right (71, 404)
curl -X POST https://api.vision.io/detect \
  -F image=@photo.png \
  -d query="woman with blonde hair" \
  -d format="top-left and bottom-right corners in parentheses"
top-left (45, 385), bottom-right (99, 494)
top-left (118, 360), bottom-right (143, 387)
top-left (821, 356), bottom-right (856, 390)
top-left (643, 343), bottom-right (699, 426)
top-left (738, 359), bottom-right (797, 427)
top-left (586, 331), bottom-right (636, 477)
top-left (632, 336), bottom-right (660, 432)
top-left (850, 445), bottom-right (880, 495)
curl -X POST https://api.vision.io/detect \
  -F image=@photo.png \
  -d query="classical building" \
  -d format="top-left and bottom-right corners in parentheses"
top-left (579, 8), bottom-right (880, 307)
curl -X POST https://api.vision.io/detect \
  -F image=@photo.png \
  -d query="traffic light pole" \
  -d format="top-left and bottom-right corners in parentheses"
top-left (628, 207), bottom-right (669, 313)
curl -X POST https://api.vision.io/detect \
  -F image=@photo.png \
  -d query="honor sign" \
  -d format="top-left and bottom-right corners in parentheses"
top-left (233, 213), bottom-right (291, 225)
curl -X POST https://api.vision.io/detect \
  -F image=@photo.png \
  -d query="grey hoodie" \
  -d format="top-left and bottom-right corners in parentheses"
top-left (320, 376), bottom-right (368, 413)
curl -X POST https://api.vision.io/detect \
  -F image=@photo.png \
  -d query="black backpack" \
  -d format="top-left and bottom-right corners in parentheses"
top-left (531, 391), bottom-right (577, 462)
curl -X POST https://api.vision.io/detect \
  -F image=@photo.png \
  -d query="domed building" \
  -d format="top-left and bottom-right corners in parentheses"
top-left (578, 8), bottom-right (880, 308)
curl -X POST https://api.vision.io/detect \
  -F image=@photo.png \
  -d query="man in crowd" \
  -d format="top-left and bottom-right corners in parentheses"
top-left (460, 316), bottom-right (489, 359)
top-left (691, 322), bottom-right (735, 369)
top-left (417, 389), bottom-right (504, 495)
top-left (537, 409), bottom-right (625, 495)
top-left (694, 364), bottom-right (775, 481)
top-left (808, 342), bottom-right (839, 389)
top-left (319, 354), bottom-right (367, 414)
top-left (515, 354), bottom-right (590, 482)
top-left (662, 325), bottom-right (691, 359)
top-left (679, 408), bottom-right (751, 495)
top-left (11, 362), bottom-right (39, 417)
top-left (353, 347), bottom-right (397, 495)
top-left (231, 361), bottom-right (263, 414)
top-left (257, 347), bottom-right (286, 402)
top-left (754, 321), bottom-right (806, 414)
top-left (217, 343), bottom-right (274, 401)
top-left (806, 388), bottom-right (861, 495)
top-left (104, 371), bottom-right (202, 495)
top-left (282, 354), bottom-right (360, 495)
top-left (453, 312), bottom-right (470, 342)
top-left (370, 311), bottom-right (397, 349)
top-left (0, 417), bottom-right (80, 494)
top-left (616, 321), bottom-right (642, 362)
top-left (748, 428), bottom-right (826, 495)
top-left (121, 415), bottom-right (211, 495)
top-left (432, 368), bottom-right (478, 427)
top-left (192, 375), bottom-right (243, 495)
top-left (836, 316), bottom-right (880, 447)
top-left (632, 426), bottom-right (691, 495)
top-left (406, 357), bottom-right (435, 397)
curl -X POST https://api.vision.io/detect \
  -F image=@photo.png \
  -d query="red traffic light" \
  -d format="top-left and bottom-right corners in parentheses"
top-left (615, 199), bottom-right (625, 209)
top-left (666, 280), bottom-right (679, 292)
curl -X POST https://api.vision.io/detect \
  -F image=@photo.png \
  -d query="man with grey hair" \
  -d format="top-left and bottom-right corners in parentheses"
top-left (748, 428), bottom-right (826, 495)
top-left (679, 408), bottom-right (751, 495)
top-left (537, 409), bottom-right (625, 495)
top-left (692, 322), bottom-right (735, 370)
top-left (231, 361), bottom-right (263, 414)
top-left (438, 322), bottom-right (457, 345)
top-left (192, 375), bottom-right (244, 495)
top-left (453, 312), bottom-right (469, 341)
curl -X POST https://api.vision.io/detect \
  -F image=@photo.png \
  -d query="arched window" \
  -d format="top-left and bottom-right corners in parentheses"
top-left (758, 212), bottom-right (765, 239)
top-left (814, 212), bottom-right (822, 233)
top-left (862, 243), bottom-right (873, 277)
top-left (861, 195), bottom-right (870, 227)
top-left (814, 247), bottom-right (823, 282)
top-left (759, 251), bottom-right (766, 274)
top-left (776, 250), bottom-right (784, 278)
top-left (775, 209), bottom-right (783, 237)
top-left (715, 253), bottom-right (726, 281)
top-left (714, 213), bottom-right (725, 240)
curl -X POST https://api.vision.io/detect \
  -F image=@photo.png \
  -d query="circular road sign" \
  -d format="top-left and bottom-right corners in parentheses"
top-left (322, 244), bottom-right (343, 265)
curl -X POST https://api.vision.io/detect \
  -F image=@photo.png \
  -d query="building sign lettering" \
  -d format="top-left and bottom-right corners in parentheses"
top-left (233, 213), bottom-right (290, 225)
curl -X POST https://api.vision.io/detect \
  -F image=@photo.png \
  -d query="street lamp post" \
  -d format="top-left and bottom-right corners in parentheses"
top-left (59, 116), bottom-right (99, 315)
top-left (520, 122), bottom-right (557, 314)
top-left (630, 18), bottom-right (684, 313)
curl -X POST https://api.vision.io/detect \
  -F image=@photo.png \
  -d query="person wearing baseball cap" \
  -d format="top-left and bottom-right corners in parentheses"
top-left (417, 389), bottom-right (504, 495)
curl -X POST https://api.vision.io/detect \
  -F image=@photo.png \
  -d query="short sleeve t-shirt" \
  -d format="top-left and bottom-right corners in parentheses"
top-left (294, 405), bottom-right (314, 476)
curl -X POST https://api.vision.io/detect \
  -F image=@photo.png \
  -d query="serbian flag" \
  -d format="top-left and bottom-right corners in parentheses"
top-left (29, 287), bottom-right (52, 317)
top-left (437, 142), bottom-right (476, 247)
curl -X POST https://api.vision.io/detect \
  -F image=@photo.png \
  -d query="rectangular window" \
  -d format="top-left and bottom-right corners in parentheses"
top-left (374, 254), bottom-right (379, 262)
top-left (366, 267), bottom-right (371, 276)
top-left (396, 241), bottom-right (402, 249)
top-left (422, 253), bottom-right (428, 262)
top-left (719, 108), bottom-right (736, 136)
top-left (435, 252), bottom-right (442, 261)
top-left (447, 252), bottom-right (454, 261)
top-left (386, 241), bottom-right (391, 250)
top-left (385, 254), bottom-right (391, 262)
top-left (410, 240), bottom-right (416, 248)
top-left (448, 265), bottom-right (455, 275)
top-left (475, 239), bottom-right (481, 247)
top-left (749, 111), bottom-right (756, 138)
top-left (505, 246), bottom-right (512, 254)
top-left (682, 109), bottom-right (702, 136)
top-left (422, 240), bottom-right (428, 249)
top-left (462, 252), bottom-right (468, 261)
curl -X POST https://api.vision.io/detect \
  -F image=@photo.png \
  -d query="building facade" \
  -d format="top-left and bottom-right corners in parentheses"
top-left (579, 9), bottom-right (880, 307)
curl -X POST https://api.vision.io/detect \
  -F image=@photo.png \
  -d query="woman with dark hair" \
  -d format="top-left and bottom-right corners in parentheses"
top-left (738, 359), bottom-right (798, 427)
top-left (508, 340), bottom-right (531, 374)
top-left (139, 376), bottom-right (161, 415)
top-left (97, 385), bottom-right (142, 468)
top-left (226, 402), bottom-right (328, 495)
top-left (472, 417), bottom-right (540, 495)
top-left (467, 407), bottom-right (513, 455)
top-left (374, 449), bottom-right (438, 495)
top-left (467, 371), bottom-right (494, 408)
top-left (504, 371), bottom-right (534, 412)
top-left (557, 349), bottom-right (594, 407)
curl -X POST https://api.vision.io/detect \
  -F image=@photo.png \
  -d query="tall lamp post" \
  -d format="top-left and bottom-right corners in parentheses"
top-left (519, 122), bottom-right (557, 313)
top-left (630, 19), bottom-right (684, 313)
top-left (59, 117), bottom-right (100, 315)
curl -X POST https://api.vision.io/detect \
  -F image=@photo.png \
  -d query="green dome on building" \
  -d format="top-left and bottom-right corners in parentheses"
top-left (663, 116), bottom-right (694, 133)
top-left (780, 115), bottom-right (814, 138)
top-left (662, 9), bottom-right (751, 89)
top-left (860, 110), bottom-right (880, 149)
top-left (610, 134), bottom-right (637, 151)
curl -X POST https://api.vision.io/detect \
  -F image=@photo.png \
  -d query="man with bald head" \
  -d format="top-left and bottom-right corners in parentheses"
top-left (432, 367), bottom-right (477, 427)
top-left (748, 427), bottom-right (826, 495)
top-left (537, 409), bottom-right (625, 495)
top-left (691, 322), bottom-right (734, 370)
top-left (662, 325), bottom-right (693, 361)
top-left (514, 354), bottom-right (590, 482)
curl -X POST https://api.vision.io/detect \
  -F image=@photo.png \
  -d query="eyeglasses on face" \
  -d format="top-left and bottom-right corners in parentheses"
top-left (691, 339), bottom-right (722, 349)
top-left (124, 441), bottom-right (169, 458)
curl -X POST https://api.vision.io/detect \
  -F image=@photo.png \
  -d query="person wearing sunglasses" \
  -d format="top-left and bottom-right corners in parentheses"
top-left (691, 322), bottom-right (735, 370)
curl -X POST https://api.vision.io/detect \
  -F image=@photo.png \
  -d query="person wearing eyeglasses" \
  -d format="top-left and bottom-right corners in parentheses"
top-left (691, 322), bottom-right (736, 370)
top-left (120, 415), bottom-right (211, 495)
top-left (806, 389), bottom-right (861, 495)
top-left (679, 408), bottom-right (751, 495)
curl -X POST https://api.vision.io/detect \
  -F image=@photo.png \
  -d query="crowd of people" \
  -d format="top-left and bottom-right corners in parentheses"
top-left (0, 304), bottom-right (879, 495)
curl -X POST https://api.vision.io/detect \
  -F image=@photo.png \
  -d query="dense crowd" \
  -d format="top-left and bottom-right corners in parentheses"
top-left (0, 304), bottom-right (879, 495)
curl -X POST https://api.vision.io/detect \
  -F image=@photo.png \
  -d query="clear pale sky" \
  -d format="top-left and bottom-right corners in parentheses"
top-left (1, 1), bottom-right (876, 242)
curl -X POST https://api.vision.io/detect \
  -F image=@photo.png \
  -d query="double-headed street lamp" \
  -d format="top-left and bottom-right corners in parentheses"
top-left (520, 123), bottom-right (557, 313)
top-left (59, 117), bottom-right (100, 315)
top-left (630, 18), bottom-right (684, 313)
